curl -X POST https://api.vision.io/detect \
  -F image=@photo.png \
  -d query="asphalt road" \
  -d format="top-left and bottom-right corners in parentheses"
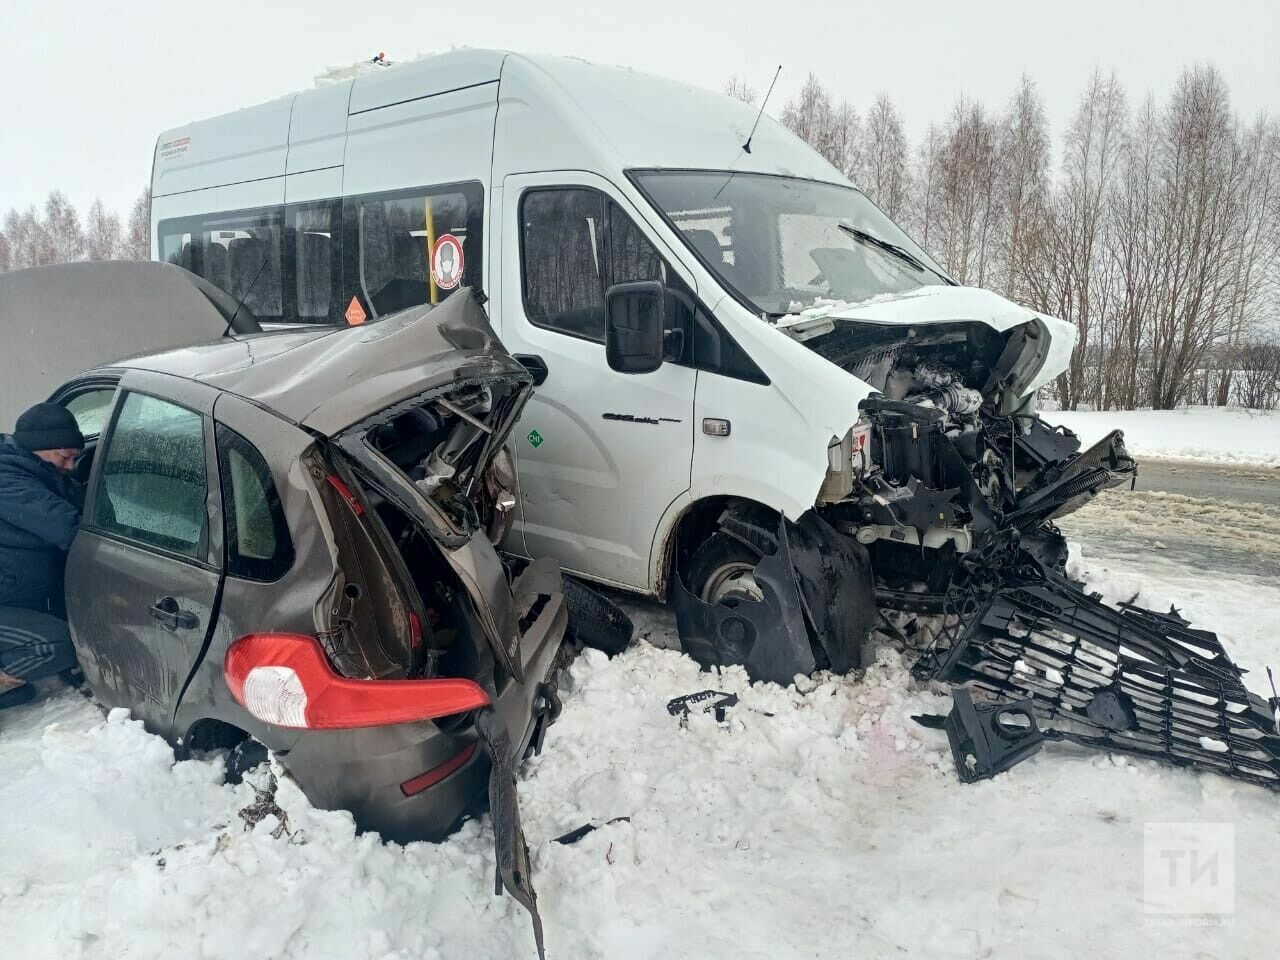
top-left (1134, 458), bottom-right (1280, 507)
top-left (1056, 457), bottom-right (1280, 579)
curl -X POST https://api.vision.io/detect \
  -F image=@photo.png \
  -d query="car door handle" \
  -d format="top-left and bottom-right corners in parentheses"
top-left (514, 354), bottom-right (549, 386)
top-left (149, 597), bottom-right (199, 631)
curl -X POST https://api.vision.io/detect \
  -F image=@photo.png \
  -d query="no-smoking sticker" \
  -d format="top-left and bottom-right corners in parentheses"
top-left (431, 234), bottom-right (465, 291)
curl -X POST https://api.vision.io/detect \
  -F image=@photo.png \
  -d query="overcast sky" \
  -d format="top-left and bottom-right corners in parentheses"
top-left (3, 0), bottom-right (1277, 218)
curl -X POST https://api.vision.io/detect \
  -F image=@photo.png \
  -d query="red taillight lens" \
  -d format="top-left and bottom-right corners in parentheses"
top-left (399, 742), bottom-right (478, 797)
top-left (224, 633), bottom-right (489, 730)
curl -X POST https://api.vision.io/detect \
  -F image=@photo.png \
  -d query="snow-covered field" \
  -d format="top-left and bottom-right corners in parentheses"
top-left (1048, 406), bottom-right (1280, 467)
top-left (5, 536), bottom-right (1278, 960)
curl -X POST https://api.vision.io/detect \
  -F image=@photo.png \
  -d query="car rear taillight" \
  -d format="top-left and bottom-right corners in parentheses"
top-left (399, 742), bottom-right (478, 797)
top-left (224, 633), bottom-right (489, 730)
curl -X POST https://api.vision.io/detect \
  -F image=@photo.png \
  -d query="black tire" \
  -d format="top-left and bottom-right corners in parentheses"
top-left (225, 738), bottom-right (269, 785)
top-left (562, 577), bottom-right (634, 656)
top-left (683, 532), bottom-right (766, 606)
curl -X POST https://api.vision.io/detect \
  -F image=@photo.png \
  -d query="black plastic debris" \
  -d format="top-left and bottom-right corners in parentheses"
top-left (918, 688), bottom-right (1045, 783)
top-left (552, 816), bottom-right (632, 845)
top-left (914, 536), bottom-right (1280, 791)
top-left (667, 689), bottom-right (740, 724)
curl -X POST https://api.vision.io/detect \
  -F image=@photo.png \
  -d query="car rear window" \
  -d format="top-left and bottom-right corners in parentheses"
top-left (216, 424), bottom-right (294, 582)
top-left (93, 391), bottom-right (207, 558)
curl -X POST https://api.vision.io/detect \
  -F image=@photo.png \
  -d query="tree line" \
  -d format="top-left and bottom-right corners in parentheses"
top-left (0, 188), bottom-right (153, 271)
top-left (731, 65), bottom-right (1280, 410)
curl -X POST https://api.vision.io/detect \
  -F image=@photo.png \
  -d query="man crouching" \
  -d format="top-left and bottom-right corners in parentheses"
top-left (0, 402), bottom-right (84, 709)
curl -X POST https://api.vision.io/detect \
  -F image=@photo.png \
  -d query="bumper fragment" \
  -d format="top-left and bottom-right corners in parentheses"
top-left (914, 538), bottom-right (1280, 791)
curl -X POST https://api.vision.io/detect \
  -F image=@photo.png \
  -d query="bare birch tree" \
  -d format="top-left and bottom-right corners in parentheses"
top-left (85, 199), bottom-right (122, 260)
top-left (860, 93), bottom-right (911, 220)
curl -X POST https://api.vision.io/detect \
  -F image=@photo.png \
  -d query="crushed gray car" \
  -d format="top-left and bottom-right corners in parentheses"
top-left (17, 264), bottom-right (576, 950)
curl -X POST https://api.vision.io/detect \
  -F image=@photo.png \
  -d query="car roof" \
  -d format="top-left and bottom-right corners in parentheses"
top-left (101, 291), bottom-right (524, 436)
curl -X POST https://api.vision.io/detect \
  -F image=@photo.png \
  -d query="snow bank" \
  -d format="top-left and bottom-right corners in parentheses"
top-left (1048, 406), bottom-right (1280, 467)
top-left (6, 539), bottom-right (1280, 957)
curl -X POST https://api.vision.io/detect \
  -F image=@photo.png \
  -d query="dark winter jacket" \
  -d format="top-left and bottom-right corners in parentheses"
top-left (0, 437), bottom-right (84, 610)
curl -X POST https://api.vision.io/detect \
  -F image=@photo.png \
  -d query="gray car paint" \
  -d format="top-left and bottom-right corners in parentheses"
top-left (55, 288), bottom-right (564, 844)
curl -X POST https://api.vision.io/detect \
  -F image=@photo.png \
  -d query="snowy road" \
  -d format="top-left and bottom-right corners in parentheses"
top-left (5, 466), bottom-right (1280, 959)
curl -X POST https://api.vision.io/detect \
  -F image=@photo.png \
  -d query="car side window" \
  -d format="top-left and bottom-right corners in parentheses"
top-left (63, 388), bottom-right (117, 437)
top-left (215, 424), bottom-right (294, 582)
top-left (93, 392), bottom-right (208, 559)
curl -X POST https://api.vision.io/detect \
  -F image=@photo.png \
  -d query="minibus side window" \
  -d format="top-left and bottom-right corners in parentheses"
top-left (519, 186), bottom-right (771, 382)
top-left (347, 182), bottom-right (483, 320)
top-left (521, 189), bottom-right (608, 342)
top-left (157, 209), bottom-right (284, 321)
top-left (291, 202), bottom-right (342, 323)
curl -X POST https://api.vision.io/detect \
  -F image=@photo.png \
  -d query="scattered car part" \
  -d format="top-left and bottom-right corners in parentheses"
top-left (667, 689), bottom-right (741, 725)
top-left (476, 708), bottom-right (545, 960)
top-left (561, 578), bottom-right (635, 656)
top-left (551, 816), bottom-right (632, 845)
top-left (915, 688), bottom-right (1045, 783)
top-left (913, 535), bottom-right (1280, 791)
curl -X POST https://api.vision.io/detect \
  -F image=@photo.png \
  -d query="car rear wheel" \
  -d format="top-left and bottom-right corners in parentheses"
top-left (225, 738), bottom-right (269, 785)
top-left (562, 578), bottom-right (634, 656)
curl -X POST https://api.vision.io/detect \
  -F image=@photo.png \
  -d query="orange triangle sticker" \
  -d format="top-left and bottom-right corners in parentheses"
top-left (345, 296), bottom-right (367, 326)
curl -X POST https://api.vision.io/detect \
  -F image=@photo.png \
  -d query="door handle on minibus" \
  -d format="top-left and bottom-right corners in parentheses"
top-left (514, 354), bottom-right (549, 386)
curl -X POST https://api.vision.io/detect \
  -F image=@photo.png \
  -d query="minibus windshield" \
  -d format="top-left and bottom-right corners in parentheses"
top-left (633, 171), bottom-right (952, 318)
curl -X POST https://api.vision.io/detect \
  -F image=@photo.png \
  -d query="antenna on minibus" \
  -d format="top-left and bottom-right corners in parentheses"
top-left (741, 65), bottom-right (782, 155)
top-left (223, 255), bottom-right (268, 338)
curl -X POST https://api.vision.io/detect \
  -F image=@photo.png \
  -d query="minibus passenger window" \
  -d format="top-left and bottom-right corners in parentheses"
top-left (355, 187), bottom-right (479, 317)
top-left (293, 204), bottom-right (335, 321)
top-left (158, 210), bottom-right (284, 321)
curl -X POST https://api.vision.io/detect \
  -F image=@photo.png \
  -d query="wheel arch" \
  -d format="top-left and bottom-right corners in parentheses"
top-left (180, 716), bottom-right (251, 759)
top-left (650, 494), bottom-right (784, 601)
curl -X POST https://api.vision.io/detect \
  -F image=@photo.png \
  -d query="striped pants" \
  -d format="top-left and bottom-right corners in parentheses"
top-left (0, 605), bottom-right (78, 681)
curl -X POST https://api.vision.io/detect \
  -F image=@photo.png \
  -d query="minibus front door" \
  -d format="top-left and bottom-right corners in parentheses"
top-left (498, 173), bottom-right (697, 592)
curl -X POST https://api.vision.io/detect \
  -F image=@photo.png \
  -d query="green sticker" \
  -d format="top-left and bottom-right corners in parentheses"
top-left (526, 429), bottom-right (544, 448)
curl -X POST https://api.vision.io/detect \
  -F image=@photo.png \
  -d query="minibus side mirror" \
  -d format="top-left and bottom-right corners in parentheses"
top-left (605, 281), bottom-right (666, 374)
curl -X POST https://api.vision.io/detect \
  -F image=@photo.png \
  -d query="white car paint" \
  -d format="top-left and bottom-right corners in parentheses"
top-left (149, 49), bottom-right (1078, 599)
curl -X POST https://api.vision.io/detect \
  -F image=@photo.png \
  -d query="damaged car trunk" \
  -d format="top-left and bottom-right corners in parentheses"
top-left (314, 301), bottom-right (568, 953)
top-left (673, 314), bottom-right (1280, 793)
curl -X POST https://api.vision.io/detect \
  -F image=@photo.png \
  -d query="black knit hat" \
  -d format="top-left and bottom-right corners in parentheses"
top-left (14, 402), bottom-right (85, 453)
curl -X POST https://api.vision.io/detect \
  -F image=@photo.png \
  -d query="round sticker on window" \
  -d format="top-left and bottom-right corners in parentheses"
top-left (431, 234), bottom-right (465, 291)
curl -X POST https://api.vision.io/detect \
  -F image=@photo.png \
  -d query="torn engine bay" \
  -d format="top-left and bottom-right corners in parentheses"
top-left (674, 320), bottom-right (1280, 792)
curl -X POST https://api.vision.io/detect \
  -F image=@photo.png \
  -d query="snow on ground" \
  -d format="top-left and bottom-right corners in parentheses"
top-left (1047, 406), bottom-right (1280, 467)
top-left (5, 542), bottom-right (1280, 959)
